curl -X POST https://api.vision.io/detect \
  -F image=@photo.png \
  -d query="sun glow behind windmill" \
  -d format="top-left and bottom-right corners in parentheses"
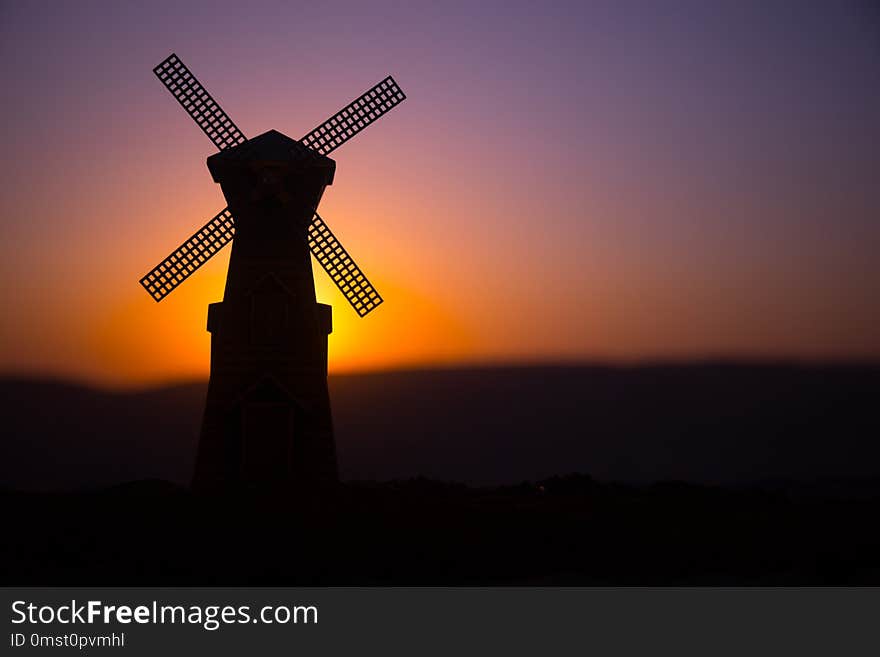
top-left (140, 53), bottom-right (406, 489)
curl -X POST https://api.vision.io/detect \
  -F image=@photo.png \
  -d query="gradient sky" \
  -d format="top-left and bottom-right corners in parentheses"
top-left (1, 0), bottom-right (878, 386)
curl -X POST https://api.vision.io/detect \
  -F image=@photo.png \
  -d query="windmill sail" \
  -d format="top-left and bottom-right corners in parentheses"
top-left (300, 76), bottom-right (406, 156)
top-left (139, 208), bottom-right (235, 301)
top-left (153, 53), bottom-right (247, 151)
top-left (309, 212), bottom-right (383, 316)
top-left (142, 54), bottom-right (403, 315)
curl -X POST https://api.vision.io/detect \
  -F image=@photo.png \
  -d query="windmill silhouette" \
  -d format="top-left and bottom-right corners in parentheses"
top-left (140, 53), bottom-right (406, 489)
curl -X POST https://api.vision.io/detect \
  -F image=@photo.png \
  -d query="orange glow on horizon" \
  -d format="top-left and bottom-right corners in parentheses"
top-left (81, 197), bottom-right (477, 387)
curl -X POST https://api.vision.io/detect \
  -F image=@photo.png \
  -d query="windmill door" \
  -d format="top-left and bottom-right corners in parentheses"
top-left (241, 402), bottom-right (293, 481)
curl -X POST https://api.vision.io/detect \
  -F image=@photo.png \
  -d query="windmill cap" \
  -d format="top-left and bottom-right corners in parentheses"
top-left (207, 129), bottom-right (336, 185)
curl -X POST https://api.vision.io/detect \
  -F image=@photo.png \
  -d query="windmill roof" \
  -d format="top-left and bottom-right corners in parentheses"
top-left (207, 129), bottom-right (336, 183)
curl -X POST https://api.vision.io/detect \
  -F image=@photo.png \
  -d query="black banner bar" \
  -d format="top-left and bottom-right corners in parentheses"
top-left (2, 587), bottom-right (878, 655)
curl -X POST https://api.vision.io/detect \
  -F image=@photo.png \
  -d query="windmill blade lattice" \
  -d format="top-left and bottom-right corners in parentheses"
top-left (153, 53), bottom-right (247, 151)
top-left (141, 206), bottom-right (385, 317)
top-left (309, 212), bottom-right (383, 316)
top-left (300, 76), bottom-right (406, 156)
top-left (140, 208), bottom-right (235, 301)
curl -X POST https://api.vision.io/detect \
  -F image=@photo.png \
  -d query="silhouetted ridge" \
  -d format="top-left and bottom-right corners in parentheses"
top-left (2, 363), bottom-right (878, 491)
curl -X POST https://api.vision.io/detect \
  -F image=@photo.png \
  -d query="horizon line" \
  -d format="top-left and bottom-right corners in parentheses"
top-left (3, 355), bottom-right (880, 393)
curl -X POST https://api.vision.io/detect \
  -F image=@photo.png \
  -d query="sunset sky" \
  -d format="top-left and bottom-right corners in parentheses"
top-left (1, 0), bottom-right (878, 386)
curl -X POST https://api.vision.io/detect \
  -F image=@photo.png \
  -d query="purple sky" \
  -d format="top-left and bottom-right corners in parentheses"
top-left (1, 0), bottom-right (878, 383)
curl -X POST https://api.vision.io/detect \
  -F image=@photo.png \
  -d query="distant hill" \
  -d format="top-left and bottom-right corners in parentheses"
top-left (1, 363), bottom-right (879, 491)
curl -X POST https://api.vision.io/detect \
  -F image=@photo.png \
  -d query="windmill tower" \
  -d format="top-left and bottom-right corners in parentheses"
top-left (139, 54), bottom-right (406, 489)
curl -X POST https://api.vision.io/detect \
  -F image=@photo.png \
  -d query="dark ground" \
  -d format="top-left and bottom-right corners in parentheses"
top-left (2, 363), bottom-right (879, 585)
top-left (3, 475), bottom-right (880, 585)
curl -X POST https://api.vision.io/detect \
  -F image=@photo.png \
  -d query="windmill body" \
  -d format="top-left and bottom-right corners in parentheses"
top-left (139, 54), bottom-right (406, 490)
top-left (196, 131), bottom-right (338, 488)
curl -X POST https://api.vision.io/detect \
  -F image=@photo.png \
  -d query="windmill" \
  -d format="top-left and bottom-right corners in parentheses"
top-left (140, 53), bottom-right (406, 489)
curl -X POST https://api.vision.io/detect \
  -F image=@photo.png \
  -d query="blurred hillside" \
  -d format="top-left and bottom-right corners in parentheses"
top-left (2, 363), bottom-right (878, 490)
